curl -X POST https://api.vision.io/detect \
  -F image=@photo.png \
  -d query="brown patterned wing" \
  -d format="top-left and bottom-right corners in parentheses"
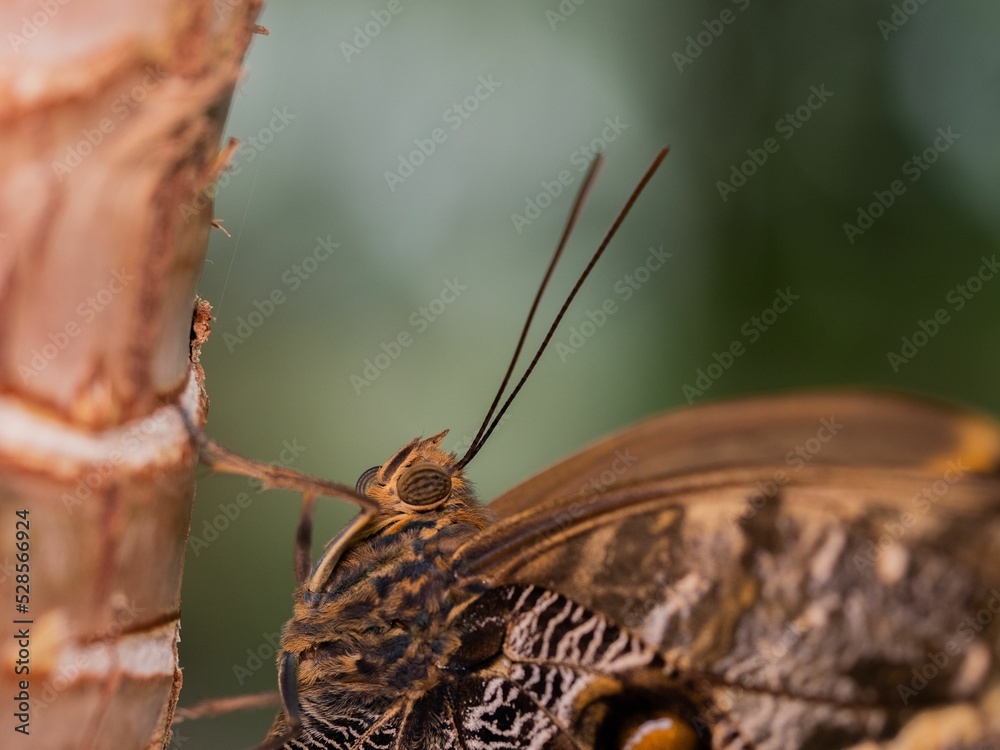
top-left (487, 391), bottom-right (1000, 519)
top-left (453, 464), bottom-right (1000, 749)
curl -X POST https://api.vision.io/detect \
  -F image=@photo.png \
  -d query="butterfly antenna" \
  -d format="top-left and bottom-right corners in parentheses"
top-left (455, 156), bottom-right (604, 470)
top-left (456, 147), bottom-right (669, 470)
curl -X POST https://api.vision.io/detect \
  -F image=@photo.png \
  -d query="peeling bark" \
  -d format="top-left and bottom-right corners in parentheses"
top-left (0, 2), bottom-right (263, 747)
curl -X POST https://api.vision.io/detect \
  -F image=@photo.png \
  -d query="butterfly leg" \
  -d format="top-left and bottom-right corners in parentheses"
top-left (294, 492), bottom-right (318, 586)
top-left (179, 410), bottom-right (378, 513)
top-left (172, 691), bottom-right (281, 724)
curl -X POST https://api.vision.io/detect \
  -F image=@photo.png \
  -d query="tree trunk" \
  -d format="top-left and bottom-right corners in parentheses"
top-left (0, 2), bottom-right (263, 747)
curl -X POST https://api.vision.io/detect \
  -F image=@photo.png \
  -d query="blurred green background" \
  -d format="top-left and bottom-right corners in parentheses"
top-left (178, 1), bottom-right (1000, 746)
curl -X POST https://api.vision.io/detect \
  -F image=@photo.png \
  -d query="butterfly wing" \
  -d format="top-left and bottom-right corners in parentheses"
top-left (445, 393), bottom-right (1000, 749)
top-left (487, 390), bottom-right (1000, 519)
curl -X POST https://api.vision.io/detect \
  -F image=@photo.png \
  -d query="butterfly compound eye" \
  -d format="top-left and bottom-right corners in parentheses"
top-left (397, 462), bottom-right (452, 509)
top-left (355, 466), bottom-right (380, 496)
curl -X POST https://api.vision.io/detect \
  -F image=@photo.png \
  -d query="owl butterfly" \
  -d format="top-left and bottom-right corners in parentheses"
top-left (184, 150), bottom-right (1000, 750)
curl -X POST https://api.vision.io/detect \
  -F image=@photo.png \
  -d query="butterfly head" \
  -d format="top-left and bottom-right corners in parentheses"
top-left (301, 429), bottom-right (489, 605)
top-left (354, 429), bottom-right (477, 515)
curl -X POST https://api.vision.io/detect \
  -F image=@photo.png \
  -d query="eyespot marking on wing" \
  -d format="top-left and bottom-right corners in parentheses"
top-left (622, 715), bottom-right (699, 750)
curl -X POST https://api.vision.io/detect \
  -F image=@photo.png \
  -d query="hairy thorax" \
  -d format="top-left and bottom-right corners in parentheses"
top-left (284, 504), bottom-right (493, 704)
